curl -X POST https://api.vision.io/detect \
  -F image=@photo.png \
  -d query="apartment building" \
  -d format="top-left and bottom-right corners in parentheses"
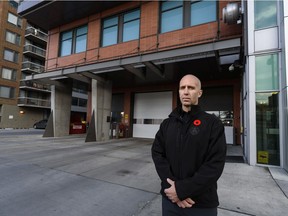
top-left (18, 0), bottom-right (288, 170)
top-left (0, 0), bottom-right (25, 128)
top-left (0, 0), bottom-right (51, 129)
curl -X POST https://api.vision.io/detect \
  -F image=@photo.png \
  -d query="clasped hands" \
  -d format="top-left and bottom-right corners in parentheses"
top-left (164, 178), bottom-right (195, 208)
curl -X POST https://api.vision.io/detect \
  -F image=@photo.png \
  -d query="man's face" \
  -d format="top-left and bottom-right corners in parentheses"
top-left (179, 75), bottom-right (203, 110)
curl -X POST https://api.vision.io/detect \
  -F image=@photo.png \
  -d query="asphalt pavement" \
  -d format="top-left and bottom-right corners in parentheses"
top-left (0, 129), bottom-right (288, 216)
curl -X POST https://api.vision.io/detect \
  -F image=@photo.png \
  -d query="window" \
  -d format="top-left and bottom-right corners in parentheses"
top-left (161, 1), bottom-right (183, 33)
top-left (1, 67), bottom-right (17, 80)
top-left (72, 97), bottom-right (87, 107)
top-left (4, 49), bottom-right (19, 63)
top-left (59, 25), bottom-right (87, 56)
top-left (7, 12), bottom-right (22, 27)
top-left (191, 0), bottom-right (216, 26)
top-left (78, 98), bottom-right (87, 107)
top-left (0, 86), bottom-right (15, 99)
top-left (255, 0), bottom-right (277, 30)
top-left (102, 9), bottom-right (140, 47)
top-left (255, 54), bottom-right (278, 91)
top-left (255, 53), bottom-right (280, 165)
top-left (72, 97), bottom-right (78, 106)
top-left (123, 10), bottom-right (140, 42)
top-left (9, 0), bottom-right (19, 8)
top-left (6, 30), bottom-right (21, 45)
top-left (75, 26), bottom-right (88, 53)
top-left (102, 17), bottom-right (118, 46)
top-left (160, 0), bottom-right (217, 33)
top-left (60, 31), bottom-right (72, 56)
top-left (256, 92), bottom-right (280, 165)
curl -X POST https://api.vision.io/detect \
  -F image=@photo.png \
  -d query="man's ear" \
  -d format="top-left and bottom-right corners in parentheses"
top-left (198, 90), bottom-right (203, 98)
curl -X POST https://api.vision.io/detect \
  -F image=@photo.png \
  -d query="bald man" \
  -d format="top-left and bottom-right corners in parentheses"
top-left (152, 74), bottom-right (226, 216)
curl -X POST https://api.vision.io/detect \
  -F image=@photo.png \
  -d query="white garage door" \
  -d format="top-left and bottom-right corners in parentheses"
top-left (133, 91), bottom-right (172, 138)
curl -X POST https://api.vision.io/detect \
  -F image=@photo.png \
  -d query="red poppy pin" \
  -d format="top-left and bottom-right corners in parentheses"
top-left (193, 119), bottom-right (201, 126)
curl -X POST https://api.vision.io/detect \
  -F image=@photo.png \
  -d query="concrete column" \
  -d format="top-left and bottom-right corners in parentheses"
top-left (91, 79), bottom-right (112, 141)
top-left (51, 79), bottom-right (72, 137)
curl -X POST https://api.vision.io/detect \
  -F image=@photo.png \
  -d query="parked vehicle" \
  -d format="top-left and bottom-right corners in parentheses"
top-left (69, 122), bottom-right (86, 134)
top-left (33, 119), bottom-right (47, 129)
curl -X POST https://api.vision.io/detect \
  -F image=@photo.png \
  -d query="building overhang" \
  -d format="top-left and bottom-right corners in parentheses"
top-left (24, 38), bottom-right (242, 86)
top-left (18, 0), bottom-right (127, 31)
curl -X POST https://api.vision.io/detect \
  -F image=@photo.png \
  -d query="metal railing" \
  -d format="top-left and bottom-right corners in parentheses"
top-left (21, 61), bottom-right (45, 73)
top-left (17, 97), bottom-right (51, 108)
top-left (23, 44), bottom-right (46, 58)
top-left (19, 80), bottom-right (51, 91)
top-left (25, 27), bottom-right (48, 42)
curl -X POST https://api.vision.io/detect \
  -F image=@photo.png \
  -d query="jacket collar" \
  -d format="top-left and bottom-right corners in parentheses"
top-left (180, 105), bottom-right (202, 116)
top-left (169, 105), bottom-right (202, 119)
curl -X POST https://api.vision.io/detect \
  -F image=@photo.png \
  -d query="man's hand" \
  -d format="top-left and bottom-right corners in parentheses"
top-left (164, 178), bottom-right (179, 203)
top-left (164, 178), bottom-right (195, 208)
top-left (176, 198), bottom-right (195, 208)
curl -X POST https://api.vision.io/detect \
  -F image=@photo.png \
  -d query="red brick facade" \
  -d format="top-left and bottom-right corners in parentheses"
top-left (45, 1), bottom-right (241, 72)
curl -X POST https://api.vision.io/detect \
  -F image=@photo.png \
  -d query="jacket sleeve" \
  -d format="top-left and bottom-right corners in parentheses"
top-left (175, 119), bottom-right (227, 200)
top-left (151, 121), bottom-right (176, 190)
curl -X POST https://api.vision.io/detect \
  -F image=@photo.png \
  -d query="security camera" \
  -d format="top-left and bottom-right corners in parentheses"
top-left (229, 64), bottom-right (234, 71)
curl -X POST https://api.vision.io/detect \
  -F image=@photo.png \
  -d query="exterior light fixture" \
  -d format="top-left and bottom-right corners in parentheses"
top-left (223, 2), bottom-right (242, 25)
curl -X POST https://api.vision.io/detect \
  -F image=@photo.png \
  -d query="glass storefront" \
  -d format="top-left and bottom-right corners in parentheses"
top-left (255, 54), bottom-right (280, 165)
top-left (256, 92), bottom-right (280, 165)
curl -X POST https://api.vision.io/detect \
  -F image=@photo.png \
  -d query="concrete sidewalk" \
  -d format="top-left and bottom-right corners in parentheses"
top-left (0, 129), bottom-right (288, 216)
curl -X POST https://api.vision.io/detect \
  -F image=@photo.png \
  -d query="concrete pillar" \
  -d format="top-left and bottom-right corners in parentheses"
top-left (50, 79), bottom-right (72, 137)
top-left (91, 79), bottom-right (112, 141)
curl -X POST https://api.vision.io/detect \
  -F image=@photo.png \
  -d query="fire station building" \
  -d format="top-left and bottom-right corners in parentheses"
top-left (18, 0), bottom-right (288, 170)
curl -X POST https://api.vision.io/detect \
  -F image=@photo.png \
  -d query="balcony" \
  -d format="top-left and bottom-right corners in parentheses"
top-left (23, 44), bottom-right (46, 60)
top-left (25, 27), bottom-right (47, 46)
top-left (18, 97), bottom-right (51, 109)
top-left (21, 61), bottom-right (45, 74)
top-left (19, 80), bottom-right (51, 92)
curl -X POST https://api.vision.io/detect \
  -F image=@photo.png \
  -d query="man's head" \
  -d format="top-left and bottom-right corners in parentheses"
top-left (179, 74), bottom-right (203, 112)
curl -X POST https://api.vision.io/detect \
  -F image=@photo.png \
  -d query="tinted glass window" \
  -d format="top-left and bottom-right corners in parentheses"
top-left (256, 92), bottom-right (280, 165)
top-left (75, 26), bottom-right (87, 53)
top-left (60, 31), bottom-right (72, 56)
top-left (255, 0), bottom-right (277, 29)
top-left (256, 54), bottom-right (278, 91)
top-left (59, 26), bottom-right (87, 56)
top-left (102, 17), bottom-right (118, 46)
top-left (123, 10), bottom-right (140, 42)
top-left (191, 0), bottom-right (216, 26)
top-left (161, 1), bottom-right (183, 33)
top-left (102, 9), bottom-right (140, 46)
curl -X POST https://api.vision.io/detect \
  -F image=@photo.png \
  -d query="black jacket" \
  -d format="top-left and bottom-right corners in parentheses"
top-left (151, 105), bottom-right (227, 208)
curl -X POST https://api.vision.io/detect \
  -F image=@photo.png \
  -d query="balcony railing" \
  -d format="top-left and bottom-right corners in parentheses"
top-left (23, 44), bottom-right (46, 59)
top-left (21, 61), bottom-right (45, 74)
top-left (25, 27), bottom-right (48, 45)
top-left (19, 80), bottom-right (51, 92)
top-left (18, 97), bottom-right (51, 108)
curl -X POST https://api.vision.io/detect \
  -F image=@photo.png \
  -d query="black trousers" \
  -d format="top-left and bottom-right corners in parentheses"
top-left (162, 197), bottom-right (217, 216)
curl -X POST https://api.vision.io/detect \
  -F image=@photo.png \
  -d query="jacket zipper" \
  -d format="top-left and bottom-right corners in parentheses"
top-left (179, 124), bottom-right (183, 179)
